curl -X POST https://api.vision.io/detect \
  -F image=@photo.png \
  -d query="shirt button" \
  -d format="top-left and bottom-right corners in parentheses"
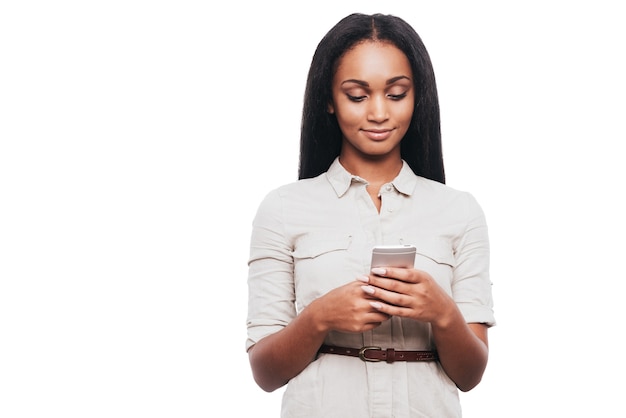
top-left (385, 185), bottom-right (392, 191)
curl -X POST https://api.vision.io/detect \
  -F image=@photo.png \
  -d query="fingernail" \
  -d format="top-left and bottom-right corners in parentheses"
top-left (361, 285), bottom-right (375, 295)
top-left (356, 275), bottom-right (369, 283)
top-left (371, 267), bottom-right (386, 276)
top-left (369, 301), bottom-right (383, 309)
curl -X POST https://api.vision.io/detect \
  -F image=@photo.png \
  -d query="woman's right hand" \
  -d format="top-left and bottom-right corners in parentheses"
top-left (248, 277), bottom-right (389, 392)
top-left (312, 278), bottom-right (390, 334)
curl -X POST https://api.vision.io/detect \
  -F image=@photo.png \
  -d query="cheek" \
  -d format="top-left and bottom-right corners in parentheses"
top-left (336, 107), bottom-right (362, 130)
top-left (398, 103), bottom-right (414, 125)
top-left (394, 106), bottom-right (414, 138)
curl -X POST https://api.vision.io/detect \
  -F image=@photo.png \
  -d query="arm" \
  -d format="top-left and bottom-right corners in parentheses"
top-left (427, 192), bottom-right (492, 390)
top-left (360, 269), bottom-right (488, 391)
top-left (248, 296), bottom-right (328, 392)
top-left (432, 318), bottom-right (488, 392)
top-left (248, 281), bottom-right (390, 392)
top-left (247, 189), bottom-right (391, 392)
top-left (428, 300), bottom-right (489, 391)
top-left (359, 191), bottom-right (493, 391)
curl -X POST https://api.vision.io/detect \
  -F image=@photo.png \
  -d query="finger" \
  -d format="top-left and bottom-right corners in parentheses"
top-left (371, 267), bottom-right (425, 284)
top-left (363, 309), bottom-right (391, 324)
top-left (355, 275), bottom-right (370, 283)
top-left (364, 276), bottom-right (409, 295)
top-left (369, 300), bottom-right (411, 317)
top-left (370, 266), bottom-right (411, 280)
top-left (370, 267), bottom-right (388, 277)
top-left (361, 284), bottom-right (399, 304)
top-left (362, 284), bottom-right (413, 310)
top-left (361, 285), bottom-right (376, 296)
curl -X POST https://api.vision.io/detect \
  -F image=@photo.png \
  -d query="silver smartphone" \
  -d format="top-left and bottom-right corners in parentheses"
top-left (371, 245), bottom-right (416, 268)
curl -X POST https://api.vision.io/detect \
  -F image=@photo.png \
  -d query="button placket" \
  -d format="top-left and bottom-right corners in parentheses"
top-left (379, 183), bottom-right (398, 215)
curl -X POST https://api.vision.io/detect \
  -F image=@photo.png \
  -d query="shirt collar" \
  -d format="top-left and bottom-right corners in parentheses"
top-left (326, 157), bottom-right (418, 198)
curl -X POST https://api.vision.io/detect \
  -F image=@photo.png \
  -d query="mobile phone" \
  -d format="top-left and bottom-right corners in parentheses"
top-left (371, 245), bottom-right (416, 268)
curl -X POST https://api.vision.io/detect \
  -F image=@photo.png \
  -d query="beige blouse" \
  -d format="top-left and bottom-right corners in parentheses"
top-left (247, 158), bottom-right (495, 417)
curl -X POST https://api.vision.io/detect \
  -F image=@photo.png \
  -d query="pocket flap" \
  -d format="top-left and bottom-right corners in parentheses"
top-left (414, 238), bottom-right (454, 266)
top-left (292, 234), bottom-right (352, 259)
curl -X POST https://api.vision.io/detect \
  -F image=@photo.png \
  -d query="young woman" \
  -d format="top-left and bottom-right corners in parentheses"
top-left (246, 13), bottom-right (495, 417)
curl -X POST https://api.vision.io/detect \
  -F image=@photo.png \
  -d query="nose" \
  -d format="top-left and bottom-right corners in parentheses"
top-left (367, 95), bottom-right (389, 123)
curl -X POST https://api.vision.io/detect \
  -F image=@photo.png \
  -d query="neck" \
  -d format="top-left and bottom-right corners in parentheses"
top-left (339, 154), bottom-right (403, 184)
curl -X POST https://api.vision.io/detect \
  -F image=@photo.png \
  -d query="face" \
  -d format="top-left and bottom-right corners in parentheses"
top-left (329, 41), bottom-right (414, 162)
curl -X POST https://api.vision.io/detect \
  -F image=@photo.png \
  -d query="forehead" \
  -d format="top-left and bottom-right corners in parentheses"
top-left (334, 41), bottom-right (412, 82)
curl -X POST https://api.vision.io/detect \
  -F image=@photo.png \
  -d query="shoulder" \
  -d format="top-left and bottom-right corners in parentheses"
top-left (254, 175), bottom-right (328, 216)
top-left (414, 176), bottom-right (468, 199)
top-left (400, 161), bottom-right (478, 207)
top-left (263, 174), bottom-right (327, 201)
top-left (414, 177), bottom-right (485, 218)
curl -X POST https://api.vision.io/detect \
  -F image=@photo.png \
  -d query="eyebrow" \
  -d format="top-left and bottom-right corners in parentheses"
top-left (341, 75), bottom-right (411, 87)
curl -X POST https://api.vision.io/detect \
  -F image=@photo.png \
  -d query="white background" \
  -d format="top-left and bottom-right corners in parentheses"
top-left (1, 1), bottom-right (625, 417)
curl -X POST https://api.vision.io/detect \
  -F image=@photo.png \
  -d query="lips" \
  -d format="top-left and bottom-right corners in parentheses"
top-left (362, 128), bottom-right (394, 141)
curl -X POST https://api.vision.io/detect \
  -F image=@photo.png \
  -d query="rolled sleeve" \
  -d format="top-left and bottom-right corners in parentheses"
top-left (452, 192), bottom-right (496, 327)
top-left (246, 189), bottom-right (296, 351)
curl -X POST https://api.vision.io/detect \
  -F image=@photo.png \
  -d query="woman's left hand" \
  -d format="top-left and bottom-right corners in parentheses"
top-left (357, 267), bottom-right (456, 327)
top-left (358, 266), bottom-right (489, 392)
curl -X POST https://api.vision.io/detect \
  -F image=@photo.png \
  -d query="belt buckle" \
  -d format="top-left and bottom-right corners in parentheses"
top-left (358, 346), bottom-right (382, 362)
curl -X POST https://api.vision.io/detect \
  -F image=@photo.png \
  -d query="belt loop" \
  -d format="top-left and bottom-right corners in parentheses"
top-left (386, 348), bottom-right (395, 363)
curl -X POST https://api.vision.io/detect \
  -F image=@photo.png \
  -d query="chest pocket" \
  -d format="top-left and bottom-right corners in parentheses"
top-left (291, 233), bottom-right (353, 309)
top-left (412, 238), bottom-right (455, 293)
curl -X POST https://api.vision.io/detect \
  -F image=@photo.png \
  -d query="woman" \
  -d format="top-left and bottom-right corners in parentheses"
top-left (246, 13), bottom-right (495, 417)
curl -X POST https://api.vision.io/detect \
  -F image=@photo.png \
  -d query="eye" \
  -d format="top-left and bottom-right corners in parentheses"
top-left (347, 94), bottom-right (367, 102)
top-left (388, 92), bottom-right (408, 101)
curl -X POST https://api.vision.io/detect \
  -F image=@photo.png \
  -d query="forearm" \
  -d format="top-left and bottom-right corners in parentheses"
top-left (431, 309), bottom-right (489, 392)
top-left (248, 299), bottom-right (328, 392)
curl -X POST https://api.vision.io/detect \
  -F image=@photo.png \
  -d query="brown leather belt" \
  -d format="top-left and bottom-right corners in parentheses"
top-left (318, 344), bottom-right (438, 363)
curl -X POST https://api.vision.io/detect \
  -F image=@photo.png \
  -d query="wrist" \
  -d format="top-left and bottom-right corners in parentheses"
top-left (304, 297), bottom-right (331, 335)
top-left (432, 298), bottom-right (463, 331)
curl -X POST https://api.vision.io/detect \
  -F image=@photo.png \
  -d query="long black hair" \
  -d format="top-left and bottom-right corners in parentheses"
top-left (298, 13), bottom-right (445, 184)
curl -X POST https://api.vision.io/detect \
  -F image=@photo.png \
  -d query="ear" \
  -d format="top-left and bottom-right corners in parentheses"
top-left (327, 101), bottom-right (335, 114)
